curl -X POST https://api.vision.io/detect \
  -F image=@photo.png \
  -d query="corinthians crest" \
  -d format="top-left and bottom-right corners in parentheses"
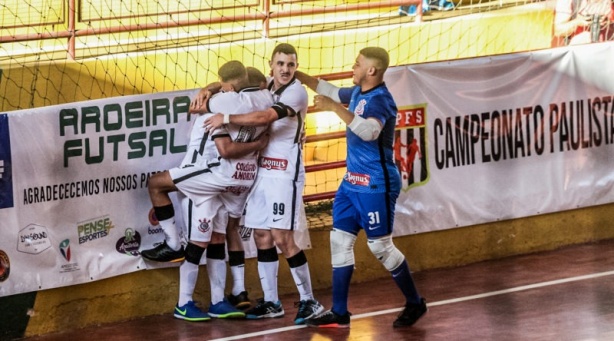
top-left (394, 104), bottom-right (429, 190)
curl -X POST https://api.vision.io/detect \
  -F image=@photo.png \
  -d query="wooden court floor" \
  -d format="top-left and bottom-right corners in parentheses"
top-left (22, 239), bottom-right (614, 341)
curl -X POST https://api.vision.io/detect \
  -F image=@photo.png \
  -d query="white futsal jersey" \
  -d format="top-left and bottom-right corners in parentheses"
top-left (170, 86), bottom-right (273, 219)
top-left (243, 77), bottom-right (308, 230)
top-left (206, 87), bottom-right (273, 176)
top-left (257, 78), bottom-right (308, 181)
top-left (181, 87), bottom-right (273, 170)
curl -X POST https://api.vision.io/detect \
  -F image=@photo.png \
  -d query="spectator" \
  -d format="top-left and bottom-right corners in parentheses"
top-left (553, 0), bottom-right (614, 46)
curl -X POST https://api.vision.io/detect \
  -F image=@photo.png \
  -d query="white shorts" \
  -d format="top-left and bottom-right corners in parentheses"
top-left (170, 164), bottom-right (252, 218)
top-left (244, 176), bottom-right (304, 231)
top-left (179, 192), bottom-right (228, 243)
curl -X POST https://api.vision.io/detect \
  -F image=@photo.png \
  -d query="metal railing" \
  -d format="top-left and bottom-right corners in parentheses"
top-left (303, 71), bottom-right (354, 203)
top-left (0, 0), bottom-right (422, 60)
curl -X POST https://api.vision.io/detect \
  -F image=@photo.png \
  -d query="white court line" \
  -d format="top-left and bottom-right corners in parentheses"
top-left (210, 270), bottom-right (614, 341)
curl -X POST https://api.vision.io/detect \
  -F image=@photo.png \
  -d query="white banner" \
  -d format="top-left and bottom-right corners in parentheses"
top-left (2, 43), bottom-right (612, 296)
top-left (388, 42), bottom-right (614, 235)
top-left (0, 89), bottom-right (311, 297)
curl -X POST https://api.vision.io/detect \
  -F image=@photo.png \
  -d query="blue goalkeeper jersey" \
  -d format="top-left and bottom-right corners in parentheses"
top-left (338, 83), bottom-right (401, 194)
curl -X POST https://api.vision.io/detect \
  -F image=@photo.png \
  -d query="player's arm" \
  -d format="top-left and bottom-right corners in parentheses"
top-left (295, 70), bottom-right (343, 103)
top-left (204, 103), bottom-right (293, 131)
top-left (213, 132), bottom-right (270, 159)
top-left (189, 82), bottom-right (223, 113)
top-left (313, 95), bottom-right (382, 142)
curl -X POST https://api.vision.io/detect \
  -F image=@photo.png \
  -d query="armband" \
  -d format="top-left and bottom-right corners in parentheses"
top-left (223, 113), bottom-right (230, 125)
top-left (272, 103), bottom-right (292, 120)
top-left (316, 79), bottom-right (341, 103)
top-left (348, 116), bottom-right (382, 141)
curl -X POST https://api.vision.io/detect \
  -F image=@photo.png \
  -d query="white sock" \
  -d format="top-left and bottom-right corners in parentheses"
top-left (258, 260), bottom-right (279, 303)
top-left (290, 262), bottom-right (314, 301)
top-left (158, 217), bottom-right (181, 251)
top-left (207, 257), bottom-right (227, 305)
top-left (178, 261), bottom-right (199, 306)
top-left (230, 264), bottom-right (246, 295)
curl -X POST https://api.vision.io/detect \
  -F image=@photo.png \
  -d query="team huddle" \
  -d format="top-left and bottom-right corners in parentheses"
top-left (139, 43), bottom-right (427, 329)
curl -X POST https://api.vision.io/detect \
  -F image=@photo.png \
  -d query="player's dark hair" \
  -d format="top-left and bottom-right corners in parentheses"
top-left (271, 43), bottom-right (297, 60)
top-left (246, 66), bottom-right (267, 87)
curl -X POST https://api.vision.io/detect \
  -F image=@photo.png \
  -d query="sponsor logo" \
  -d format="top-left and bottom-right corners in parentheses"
top-left (147, 225), bottom-right (163, 235)
top-left (77, 215), bottom-right (115, 244)
top-left (272, 218), bottom-right (282, 222)
top-left (222, 185), bottom-right (250, 196)
top-left (17, 224), bottom-right (52, 254)
top-left (58, 239), bottom-right (81, 273)
top-left (0, 250), bottom-right (10, 282)
top-left (175, 306), bottom-right (187, 316)
top-left (238, 225), bottom-right (252, 242)
top-left (116, 228), bottom-right (141, 256)
top-left (343, 171), bottom-right (370, 186)
top-left (259, 157), bottom-right (288, 171)
top-left (355, 99), bottom-right (367, 116)
top-left (59, 239), bottom-right (71, 261)
top-left (232, 162), bottom-right (257, 180)
top-left (395, 104), bottom-right (429, 190)
top-left (0, 114), bottom-right (14, 209)
top-left (198, 218), bottom-right (212, 234)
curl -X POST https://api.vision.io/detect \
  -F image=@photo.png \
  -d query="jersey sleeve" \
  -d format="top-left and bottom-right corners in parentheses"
top-left (338, 86), bottom-right (357, 105)
top-left (362, 93), bottom-right (391, 123)
top-left (208, 92), bottom-right (241, 115)
top-left (275, 82), bottom-right (308, 118)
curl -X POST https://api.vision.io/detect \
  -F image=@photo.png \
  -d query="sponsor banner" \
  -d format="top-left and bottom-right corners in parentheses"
top-left (388, 42), bottom-right (614, 235)
top-left (0, 89), bottom-right (311, 296)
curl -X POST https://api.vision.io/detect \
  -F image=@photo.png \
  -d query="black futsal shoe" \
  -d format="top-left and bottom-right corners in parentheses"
top-left (393, 298), bottom-right (427, 328)
top-left (140, 241), bottom-right (185, 262)
top-left (227, 291), bottom-right (251, 310)
top-left (305, 309), bottom-right (351, 328)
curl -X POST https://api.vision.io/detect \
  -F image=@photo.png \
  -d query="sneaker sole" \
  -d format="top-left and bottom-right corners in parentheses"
top-left (234, 301), bottom-right (251, 310)
top-left (307, 323), bottom-right (350, 328)
top-left (173, 314), bottom-right (211, 322)
top-left (245, 311), bottom-right (285, 319)
top-left (141, 255), bottom-right (185, 263)
top-left (209, 312), bottom-right (246, 319)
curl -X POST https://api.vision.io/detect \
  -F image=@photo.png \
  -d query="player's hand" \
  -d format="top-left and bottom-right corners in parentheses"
top-left (313, 95), bottom-right (337, 112)
top-left (599, 14), bottom-right (610, 29)
top-left (189, 88), bottom-right (212, 114)
top-left (574, 15), bottom-right (592, 30)
top-left (255, 131), bottom-right (270, 150)
top-left (204, 113), bottom-right (224, 131)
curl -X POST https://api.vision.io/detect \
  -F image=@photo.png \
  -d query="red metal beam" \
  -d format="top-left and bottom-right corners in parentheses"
top-left (305, 131), bottom-right (345, 143)
top-left (0, 0), bottom-right (422, 52)
top-left (269, 0), bottom-right (421, 18)
top-left (305, 160), bottom-right (346, 173)
top-left (303, 191), bottom-right (337, 202)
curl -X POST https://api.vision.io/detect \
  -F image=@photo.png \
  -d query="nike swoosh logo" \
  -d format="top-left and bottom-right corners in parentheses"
top-left (273, 218), bottom-right (282, 222)
top-left (175, 307), bottom-right (187, 315)
top-left (368, 226), bottom-right (380, 230)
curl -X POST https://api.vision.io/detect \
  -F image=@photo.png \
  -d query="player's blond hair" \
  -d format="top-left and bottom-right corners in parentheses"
top-left (218, 60), bottom-right (247, 83)
top-left (360, 47), bottom-right (390, 72)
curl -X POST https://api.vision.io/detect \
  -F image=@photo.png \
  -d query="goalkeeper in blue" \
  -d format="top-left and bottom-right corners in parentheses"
top-left (295, 46), bottom-right (427, 329)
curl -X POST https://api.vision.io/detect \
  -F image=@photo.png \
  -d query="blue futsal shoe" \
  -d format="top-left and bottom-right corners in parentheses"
top-left (174, 301), bottom-right (211, 322)
top-left (208, 299), bottom-right (246, 319)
